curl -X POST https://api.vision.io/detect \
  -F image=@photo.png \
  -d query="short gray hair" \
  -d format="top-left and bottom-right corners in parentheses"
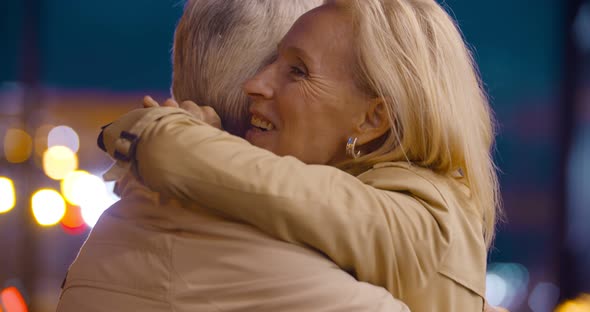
top-left (171, 0), bottom-right (322, 135)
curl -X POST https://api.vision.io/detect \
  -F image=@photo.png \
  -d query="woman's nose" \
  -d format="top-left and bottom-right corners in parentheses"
top-left (242, 66), bottom-right (274, 100)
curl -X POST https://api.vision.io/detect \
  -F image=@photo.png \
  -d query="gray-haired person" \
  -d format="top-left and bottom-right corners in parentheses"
top-left (56, 1), bottom-right (409, 311)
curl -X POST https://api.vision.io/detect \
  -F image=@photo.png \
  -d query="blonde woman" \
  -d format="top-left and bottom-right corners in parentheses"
top-left (101, 0), bottom-right (501, 311)
top-left (59, 1), bottom-right (410, 311)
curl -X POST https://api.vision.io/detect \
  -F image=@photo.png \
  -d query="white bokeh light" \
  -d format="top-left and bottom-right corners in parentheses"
top-left (80, 196), bottom-right (118, 228)
top-left (31, 189), bottom-right (66, 226)
top-left (48, 125), bottom-right (80, 152)
top-left (61, 171), bottom-right (102, 206)
top-left (486, 273), bottom-right (508, 307)
top-left (485, 262), bottom-right (531, 310)
top-left (79, 175), bottom-right (119, 227)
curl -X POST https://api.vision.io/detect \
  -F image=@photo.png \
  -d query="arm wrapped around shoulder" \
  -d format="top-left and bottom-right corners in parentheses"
top-left (99, 108), bottom-right (455, 298)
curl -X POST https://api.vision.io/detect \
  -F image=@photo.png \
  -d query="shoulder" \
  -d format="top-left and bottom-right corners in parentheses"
top-left (359, 162), bottom-right (487, 296)
top-left (357, 161), bottom-right (455, 210)
top-left (358, 161), bottom-right (481, 236)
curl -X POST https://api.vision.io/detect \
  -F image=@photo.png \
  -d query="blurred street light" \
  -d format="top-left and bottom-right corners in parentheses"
top-left (60, 170), bottom-right (91, 206)
top-left (0, 177), bottom-right (16, 213)
top-left (79, 175), bottom-right (117, 228)
top-left (31, 189), bottom-right (66, 226)
top-left (48, 125), bottom-right (79, 152)
top-left (0, 286), bottom-right (28, 312)
top-left (555, 294), bottom-right (590, 312)
top-left (42, 146), bottom-right (77, 180)
top-left (4, 129), bottom-right (32, 164)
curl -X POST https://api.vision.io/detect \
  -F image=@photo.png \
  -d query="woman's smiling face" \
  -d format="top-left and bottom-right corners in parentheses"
top-left (243, 4), bottom-right (378, 165)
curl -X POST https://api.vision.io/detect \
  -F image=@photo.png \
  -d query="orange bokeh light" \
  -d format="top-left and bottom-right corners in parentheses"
top-left (4, 129), bottom-right (33, 164)
top-left (61, 205), bottom-right (86, 229)
top-left (1, 286), bottom-right (28, 312)
top-left (61, 205), bottom-right (87, 235)
top-left (555, 294), bottom-right (590, 312)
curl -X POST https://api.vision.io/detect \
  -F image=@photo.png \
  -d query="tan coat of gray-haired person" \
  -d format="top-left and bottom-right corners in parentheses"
top-left (56, 1), bottom-right (409, 311)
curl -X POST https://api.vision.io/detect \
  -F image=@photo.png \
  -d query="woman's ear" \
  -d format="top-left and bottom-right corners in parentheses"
top-left (354, 98), bottom-right (391, 145)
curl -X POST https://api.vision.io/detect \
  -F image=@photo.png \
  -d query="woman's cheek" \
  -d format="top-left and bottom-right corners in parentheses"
top-left (300, 76), bottom-right (337, 100)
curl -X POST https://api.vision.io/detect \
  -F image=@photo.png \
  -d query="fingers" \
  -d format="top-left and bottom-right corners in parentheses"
top-left (142, 96), bottom-right (178, 108)
top-left (143, 95), bottom-right (160, 108)
top-left (179, 101), bottom-right (222, 130)
top-left (201, 106), bottom-right (222, 129)
top-left (179, 101), bottom-right (204, 119)
top-left (144, 97), bottom-right (223, 130)
top-left (163, 98), bottom-right (180, 108)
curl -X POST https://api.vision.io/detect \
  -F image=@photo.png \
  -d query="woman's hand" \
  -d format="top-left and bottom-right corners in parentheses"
top-left (142, 96), bottom-right (222, 130)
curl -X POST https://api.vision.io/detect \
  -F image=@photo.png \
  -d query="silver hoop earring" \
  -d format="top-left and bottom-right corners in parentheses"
top-left (346, 137), bottom-right (361, 159)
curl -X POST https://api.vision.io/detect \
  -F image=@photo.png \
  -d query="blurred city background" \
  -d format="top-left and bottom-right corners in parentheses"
top-left (0, 0), bottom-right (589, 311)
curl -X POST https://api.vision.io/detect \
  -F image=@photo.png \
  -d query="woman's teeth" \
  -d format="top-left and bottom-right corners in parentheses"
top-left (251, 116), bottom-right (275, 131)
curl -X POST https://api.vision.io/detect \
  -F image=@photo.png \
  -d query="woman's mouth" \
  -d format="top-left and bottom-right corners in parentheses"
top-left (250, 115), bottom-right (275, 131)
top-left (246, 115), bottom-right (277, 146)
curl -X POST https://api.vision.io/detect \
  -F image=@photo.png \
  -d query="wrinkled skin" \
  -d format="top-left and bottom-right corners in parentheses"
top-left (242, 4), bottom-right (388, 165)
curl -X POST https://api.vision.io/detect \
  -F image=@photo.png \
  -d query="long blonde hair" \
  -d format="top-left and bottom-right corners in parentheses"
top-left (334, 0), bottom-right (500, 247)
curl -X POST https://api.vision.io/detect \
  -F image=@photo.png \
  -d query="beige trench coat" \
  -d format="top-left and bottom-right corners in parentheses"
top-left (57, 175), bottom-right (408, 312)
top-left (99, 107), bottom-right (488, 312)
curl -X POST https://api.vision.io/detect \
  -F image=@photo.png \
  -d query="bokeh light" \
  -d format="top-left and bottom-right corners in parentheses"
top-left (63, 172), bottom-right (106, 206)
top-left (80, 194), bottom-right (118, 228)
top-left (0, 286), bottom-right (28, 312)
top-left (42, 146), bottom-right (78, 180)
top-left (555, 294), bottom-right (590, 312)
top-left (48, 125), bottom-right (80, 152)
top-left (31, 189), bottom-right (66, 226)
top-left (80, 177), bottom-right (118, 227)
top-left (61, 204), bottom-right (87, 235)
top-left (0, 177), bottom-right (16, 213)
top-left (486, 263), bottom-right (530, 310)
top-left (528, 282), bottom-right (560, 312)
top-left (60, 170), bottom-right (91, 205)
top-left (4, 129), bottom-right (33, 164)
top-left (486, 273), bottom-right (508, 307)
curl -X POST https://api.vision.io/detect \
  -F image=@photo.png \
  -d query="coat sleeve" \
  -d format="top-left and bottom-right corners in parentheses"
top-left (99, 107), bottom-right (452, 297)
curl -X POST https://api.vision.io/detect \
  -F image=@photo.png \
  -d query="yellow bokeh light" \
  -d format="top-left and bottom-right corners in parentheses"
top-left (555, 294), bottom-right (590, 312)
top-left (60, 170), bottom-right (91, 205)
top-left (31, 189), bottom-right (66, 226)
top-left (0, 177), bottom-right (16, 213)
top-left (43, 146), bottom-right (78, 180)
top-left (4, 128), bottom-right (33, 163)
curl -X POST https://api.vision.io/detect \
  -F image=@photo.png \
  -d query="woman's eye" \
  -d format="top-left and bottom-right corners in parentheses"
top-left (289, 66), bottom-right (307, 78)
